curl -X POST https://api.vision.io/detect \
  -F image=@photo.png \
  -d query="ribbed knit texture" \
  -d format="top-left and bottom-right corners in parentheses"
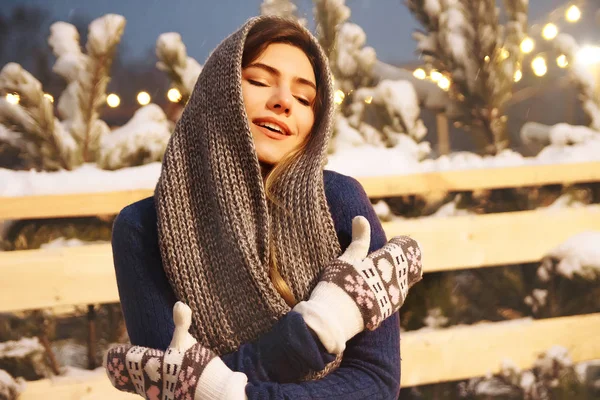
top-left (154, 15), bottom-right (341, 357)
top-left (112, 171), bottom-right (401, 398)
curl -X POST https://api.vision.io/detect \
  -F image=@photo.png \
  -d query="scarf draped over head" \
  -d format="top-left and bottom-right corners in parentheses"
top-left (155, 15), bottom-right (341, 355)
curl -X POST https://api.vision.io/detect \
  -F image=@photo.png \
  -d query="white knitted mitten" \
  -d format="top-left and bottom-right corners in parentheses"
top-left (104, 302), bottom-right (247, 399)
top-left (294, 216), bottom-right (423, 354)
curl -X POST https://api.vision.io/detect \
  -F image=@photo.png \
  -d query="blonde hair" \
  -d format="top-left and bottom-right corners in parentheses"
top-left (242, 19), bottom-right (327, 308)
top-left (265, 140), bottom-right (311, 307)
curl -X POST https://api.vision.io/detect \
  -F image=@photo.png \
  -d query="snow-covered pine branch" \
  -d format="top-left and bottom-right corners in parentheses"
top-left (260, 0), bottom-right (306, 25)
top-left (406, 0), bottom-right (529, 155)
top-left (49, 14), bottom-right (126, 163)
top-left (349, 80), bottom-right (427, 144)
top-left (0, 369), bottom-right (25, 399)
top-left (155, 32), bottom-right (202, 103)
top-left (0, 63), bottom-right (78, 171)
top-left (313, 0), bottom-right (350, 65)
top-left (333, 22), bottom-right (377, 95)
top-left (554, 34), bottom-right (600, 132)
top-left (98, 104), bottom-right (171, 170)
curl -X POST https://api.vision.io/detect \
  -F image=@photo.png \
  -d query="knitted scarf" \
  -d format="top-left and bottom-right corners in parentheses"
top-left (155, 16), bottom-right (341, 356)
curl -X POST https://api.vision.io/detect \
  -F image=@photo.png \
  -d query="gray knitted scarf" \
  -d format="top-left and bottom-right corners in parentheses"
top-left (155, 16), bottom-right (341, 356)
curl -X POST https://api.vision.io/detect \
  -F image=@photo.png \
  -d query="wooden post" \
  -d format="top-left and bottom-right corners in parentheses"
top-left (87, 305), bottom-right (97, 370)
top-left (436, 113), bottom-right (450, 155)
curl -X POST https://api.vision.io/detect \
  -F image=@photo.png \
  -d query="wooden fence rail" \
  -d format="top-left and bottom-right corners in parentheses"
top-left (0, 161), bottom-right (598, 397)
top-left (2, 162), bottom-right (600, 220)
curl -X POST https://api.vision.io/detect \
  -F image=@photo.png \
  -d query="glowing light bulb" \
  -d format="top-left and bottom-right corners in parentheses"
top-left (364, 96), bottom-right (373, 104)
top-left (520, 37), bottom-right (535, 54)
top-left (430, 70), bottom-right (442, 82)
top-left (566, 5), bottom-right (581, 23)
top-left (6, 93), bottom-right (20, 105)
top-left (556, 54), bottom-right (569, 68)
top-left (542, 23), bottom-right (558, 40)
top-left (437, 76), bottom-right (451, 91)
top-left (106, 93), bottom-right (120, 108)
top-left (514, 70), bottom-right (523, 82)
top-left (531, 56), bottom-right (548, 77)
top-left (498, 48), bottom-right (510, 61)
top-left (413, 68), bottom-right (426, 80)
top-left (137, 91), bottom-right (151, 106)
top-left (334, 90), bottom-right (345, 105)
top-left (167, 88), bottom-right (182, 103)
top-left (44, 93), bottom-right (54, 103)
top-left (576, 46), bottom-right (600, 66)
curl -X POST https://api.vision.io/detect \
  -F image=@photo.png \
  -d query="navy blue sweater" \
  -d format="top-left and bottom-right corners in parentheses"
top-left (111, 170), bottom-right (401, 399)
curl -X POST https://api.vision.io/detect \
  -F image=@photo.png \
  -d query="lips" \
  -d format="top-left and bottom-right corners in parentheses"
top-left (253, 117), bottom-right (292, 137)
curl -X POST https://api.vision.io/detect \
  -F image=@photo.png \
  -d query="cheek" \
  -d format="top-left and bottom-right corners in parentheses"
top-left (297, 108), bottom-right (315, 141)
top-left (241, 84), bottom-right (262, 116)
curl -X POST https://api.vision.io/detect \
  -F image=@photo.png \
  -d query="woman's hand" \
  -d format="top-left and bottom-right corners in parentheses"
top-left (104, 302), bottom-right (247, 399)
top-left (293, 216), bottom-right (423, 354)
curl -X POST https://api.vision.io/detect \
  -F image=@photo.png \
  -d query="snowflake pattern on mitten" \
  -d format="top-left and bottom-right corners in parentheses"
top-left (320, 235), bottom-right (423, 330)
top-left (105, 343), bottom-right (216, 400)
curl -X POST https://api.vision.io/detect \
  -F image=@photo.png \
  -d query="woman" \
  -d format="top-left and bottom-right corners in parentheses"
top-left (104, 15), bottom-right (422, 399)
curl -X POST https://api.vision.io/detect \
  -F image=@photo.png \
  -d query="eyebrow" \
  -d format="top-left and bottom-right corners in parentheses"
top-left (246, 62), bottom-right (317, 91)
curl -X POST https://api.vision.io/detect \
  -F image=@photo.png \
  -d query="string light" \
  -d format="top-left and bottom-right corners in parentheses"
top-left (576, 46), bottom-right (600, 66)
top-left (542, 23), bottom-right (558, 40)
top-left (44, 93), bottom-right (54, 103)
top-left (334, 90), bottom-right (345, 105)
top-left (531, 56), bottom-right (548, 77)
top-left (5, 93), bottom-right (20, 105)
top-left (514, 69), bottom-right (523, 82)
top-left (437, 76), bottom-right (451, 91)
top-left (520, 37), bottom-right (535, 54)
top-left (556, 54), bottom-right (569, 68)
top-left (364, 96), bottom-right (373, 104)
top-left (498, 48), bottom-right (510, 61)
top-left (413, 68), bottom-right (426, 80)
top-left (566, 5), bottom-right (581, 23)
top-left (137, 91), bottom-right (151, 106)
top-left (106, 93), bottom-right (120, 108)
top-left (167, 88), bottom-right (182, 103)
top-left (430, 70), bottom-right (442, 82)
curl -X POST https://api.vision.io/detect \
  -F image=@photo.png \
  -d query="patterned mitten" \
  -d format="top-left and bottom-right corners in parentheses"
top-left (104, 302), bottom-right (247, 399)
top-left (294, 216), bottom-right (423, 354)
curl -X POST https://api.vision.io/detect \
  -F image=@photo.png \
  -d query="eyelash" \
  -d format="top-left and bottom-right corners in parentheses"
top-left (248, 79), bottom-right (311, 107)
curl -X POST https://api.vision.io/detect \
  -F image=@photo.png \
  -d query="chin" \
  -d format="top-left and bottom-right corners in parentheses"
top-left (257, 152), bottom-right (282, 166)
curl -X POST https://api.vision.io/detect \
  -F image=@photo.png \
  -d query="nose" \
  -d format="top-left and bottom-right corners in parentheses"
top-left (267, 87), bottom-right (293, 115)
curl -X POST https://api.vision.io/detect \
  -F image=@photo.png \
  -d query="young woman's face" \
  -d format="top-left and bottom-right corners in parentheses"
top-left (242, 43), bottom-right (317, 165)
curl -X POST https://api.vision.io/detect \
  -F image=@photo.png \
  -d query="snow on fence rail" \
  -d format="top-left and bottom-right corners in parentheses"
top-left (2, 161), bottom-right (600, 219)
top-left (0, 161), bottom-right (599, 395)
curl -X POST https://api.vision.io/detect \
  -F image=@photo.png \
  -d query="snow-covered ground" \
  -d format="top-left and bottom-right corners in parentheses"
top-left (1, 125), bottom-right (599, 197)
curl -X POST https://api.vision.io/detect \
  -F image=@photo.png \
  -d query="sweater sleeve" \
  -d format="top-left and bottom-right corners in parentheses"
top-left (242, 173), bottom-right (401, 399)
top-left (111, 201), bottom-right (334, 383)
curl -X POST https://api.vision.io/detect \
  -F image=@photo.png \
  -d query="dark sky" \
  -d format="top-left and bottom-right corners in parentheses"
top-left (3, 0), bottom-right (570, 65)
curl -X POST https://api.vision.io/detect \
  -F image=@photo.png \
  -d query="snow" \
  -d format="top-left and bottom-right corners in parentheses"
top-left (544, 231), bottom-right (600, 280)
top-left (0, 163), bottom-right (161, 197)
top-left (423, 307), bottom-right (449, 329)
top-left (0, 338), bottom-right (43, 359)
top-left (423, 0), bottom-right (441, 17)
top-left (0, 121), bottom-right (598, 196)
top-left (0, 369), bottom-right (25, 399)
top-left (40, 237), bottom-right (108, 249)
top-left (156, 33), bottom-right (202, 95)
top-left (47, 22), bottom-right (81, 57)
top-left (99, 104), bottom-right (171, 170)
top-left (88, 14), bottom-right (126, 54)
top-left (373, 80), bottom-right (427, 141)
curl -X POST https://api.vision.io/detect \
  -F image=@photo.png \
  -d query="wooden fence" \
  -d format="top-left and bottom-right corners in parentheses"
top-left (1, 161), bottom-right (599, 398)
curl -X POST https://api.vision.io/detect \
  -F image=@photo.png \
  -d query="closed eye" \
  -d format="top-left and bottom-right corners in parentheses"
top-left (248, 79), bottom-right (268, 87)
top-left (296, 97), bottom-right (310, 106)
